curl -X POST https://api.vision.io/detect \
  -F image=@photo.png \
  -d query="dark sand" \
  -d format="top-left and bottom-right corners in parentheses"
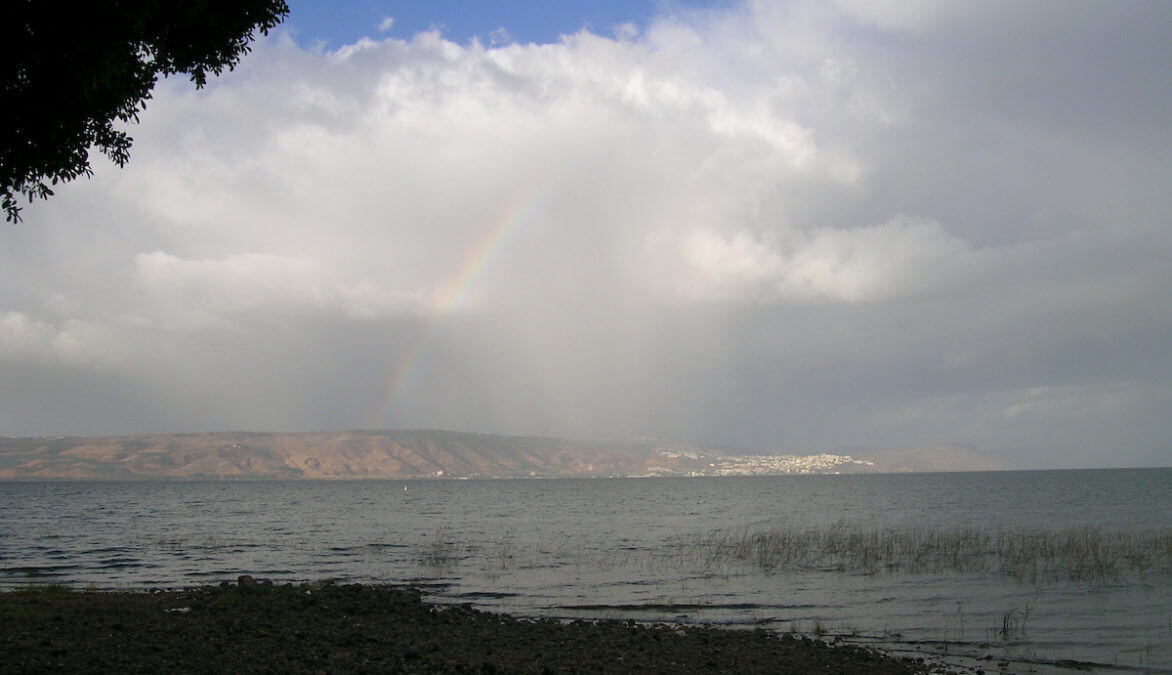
top-left (0, 581), bottom-right (942, 673)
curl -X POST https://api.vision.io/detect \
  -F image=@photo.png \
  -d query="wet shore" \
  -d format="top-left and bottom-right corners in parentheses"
top-left (0, 580), bottom-right (940, 673)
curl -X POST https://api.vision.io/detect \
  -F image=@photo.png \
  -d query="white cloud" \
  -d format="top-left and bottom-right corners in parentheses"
top-left (0, 312), bottom-right (116, 367)
top-left (781, 217), bottom-right (973, 302)
top-left (650, 216), bottom-right (975, 304)
top-left (132, 252), bottom-right (422, 321)
top-left (657, 228), bottom-right (784, 302)
top-left (613, 22), bottom-right (638, 41)
top-left (488, 27), bottom-right (511, 46)
top-left (378, 16), bottom-right (394, 33)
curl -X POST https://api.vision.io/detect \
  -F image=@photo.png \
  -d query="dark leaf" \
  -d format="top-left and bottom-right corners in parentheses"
top-left (1, 1), bottom-right (290, 223)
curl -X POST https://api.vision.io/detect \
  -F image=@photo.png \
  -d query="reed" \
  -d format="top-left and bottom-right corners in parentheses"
top-left (402, 522), bottom-right (1169, 584)
top-left (419, 529), bottom-right (461, 570)
top-left (675, 522), bottom-right (1171, 582)
top-left (997, 602), bottom-right (1033, 642)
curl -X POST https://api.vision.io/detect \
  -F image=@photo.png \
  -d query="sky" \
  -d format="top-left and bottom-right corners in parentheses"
top-left (3, 1), bottom-right (1170, 469)
top-left (283, 0), bottom-right (713, 49)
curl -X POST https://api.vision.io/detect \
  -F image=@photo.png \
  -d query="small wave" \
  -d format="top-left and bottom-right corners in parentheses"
top-left (183, 569), bottom-right (248, 578)
top-left (96, 559), bottom-right (149, 570)
top-left (452, 591), bottom-right (521, 599)
top-left (0, 564), bottom-right (80, 577)
top-left (515, 561), bottom-right (568, 570)
top-left (32, 544), bottom-right (78, 552)
top-left (398, 578), bottom-right (453, 590)
top-left (312, 551), bottom-right (358, 559)
top-left (82, 547), bottom-right (136, 555)
top-left (559, 602), bottom-right (775, 612)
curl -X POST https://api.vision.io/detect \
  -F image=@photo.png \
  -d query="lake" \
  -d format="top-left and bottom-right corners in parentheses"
top-left (2, 469), bottom-right (1169, 672)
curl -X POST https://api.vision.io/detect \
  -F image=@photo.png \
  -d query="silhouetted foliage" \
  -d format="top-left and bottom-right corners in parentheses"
top-left (1, 1), bottom-right (290, 222)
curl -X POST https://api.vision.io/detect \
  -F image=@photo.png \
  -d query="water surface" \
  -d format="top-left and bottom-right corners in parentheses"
top-left (2, 469), bottom-right (1169, 672)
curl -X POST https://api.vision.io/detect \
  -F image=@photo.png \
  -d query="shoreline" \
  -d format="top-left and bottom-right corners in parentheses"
top-left (0, 579), bottom-right (941, 673)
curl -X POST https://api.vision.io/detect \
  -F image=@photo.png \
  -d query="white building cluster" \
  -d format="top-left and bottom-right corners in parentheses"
top-left (652, 451), bottom-right (875, 476)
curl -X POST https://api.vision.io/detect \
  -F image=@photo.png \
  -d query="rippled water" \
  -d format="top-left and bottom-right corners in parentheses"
top-left (2, 469), bottom-right (1169, 672)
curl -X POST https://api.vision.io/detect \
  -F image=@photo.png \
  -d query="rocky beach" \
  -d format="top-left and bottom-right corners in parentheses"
top-left (0, 579), bottom-right (939, 673)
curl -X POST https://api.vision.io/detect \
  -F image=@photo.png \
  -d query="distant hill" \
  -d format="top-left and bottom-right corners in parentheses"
top-left (0, 430), bottom-right (1012, 480)
top-left (859, 445), bottom-right (1013, 473)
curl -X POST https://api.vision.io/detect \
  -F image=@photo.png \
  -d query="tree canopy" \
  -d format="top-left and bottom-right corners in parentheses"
top-left (2, 1), bottom-right (290, 222)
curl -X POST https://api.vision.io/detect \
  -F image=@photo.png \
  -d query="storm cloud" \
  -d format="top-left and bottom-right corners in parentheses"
top-left (3, 1), bottom-right (1170, 468)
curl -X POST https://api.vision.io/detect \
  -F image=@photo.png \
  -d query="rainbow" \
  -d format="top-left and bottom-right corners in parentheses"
top-left (374, 193), bottom-right (542, 426)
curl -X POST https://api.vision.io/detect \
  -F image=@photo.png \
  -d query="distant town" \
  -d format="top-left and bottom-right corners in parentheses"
top-left (646, 451), bottom-right (875, 477)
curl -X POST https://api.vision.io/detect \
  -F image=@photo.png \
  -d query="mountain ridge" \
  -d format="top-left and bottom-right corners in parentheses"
top-left (0, 429), bottom-right (1012, 480)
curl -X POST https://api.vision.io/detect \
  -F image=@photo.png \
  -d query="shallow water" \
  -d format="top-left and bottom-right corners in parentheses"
top-left (1, 469), bottom-right (1169, 672)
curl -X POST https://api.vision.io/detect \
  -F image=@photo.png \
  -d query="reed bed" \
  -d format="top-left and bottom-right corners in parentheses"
top-left (676, 522), bottom-right (1172, 582)
top-left (408, 522), bottom-right (1171, 584)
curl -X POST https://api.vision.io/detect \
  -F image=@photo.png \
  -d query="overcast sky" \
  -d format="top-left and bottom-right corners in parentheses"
top-left (3, 1), bottom-right (1170, 468)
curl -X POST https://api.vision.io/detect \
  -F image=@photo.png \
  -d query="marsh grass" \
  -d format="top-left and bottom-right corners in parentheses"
top-left (404, 522), bottom-right (1168, 586)
top-left (677, 522), bottom-right (1172, 582)
top-left (418, 529), bottom-right (529, 574)
top-left (10, 583), bottom-right (74, 597)
top-left (996, 602), bottom-right (1033, 642)
top-left (419, 529), bottom-right (462, 570)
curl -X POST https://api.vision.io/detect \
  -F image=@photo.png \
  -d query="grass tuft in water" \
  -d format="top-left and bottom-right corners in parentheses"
top-left (419, 528), bottom-right (462, 570)
top-left (10, 583), bottom-right (74, 597)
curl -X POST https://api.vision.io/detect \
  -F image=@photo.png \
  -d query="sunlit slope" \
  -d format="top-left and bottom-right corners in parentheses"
top-left (0, 430), bottom-right (1009, 479)
top-left (0, 430), bottom-right (659, 480)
